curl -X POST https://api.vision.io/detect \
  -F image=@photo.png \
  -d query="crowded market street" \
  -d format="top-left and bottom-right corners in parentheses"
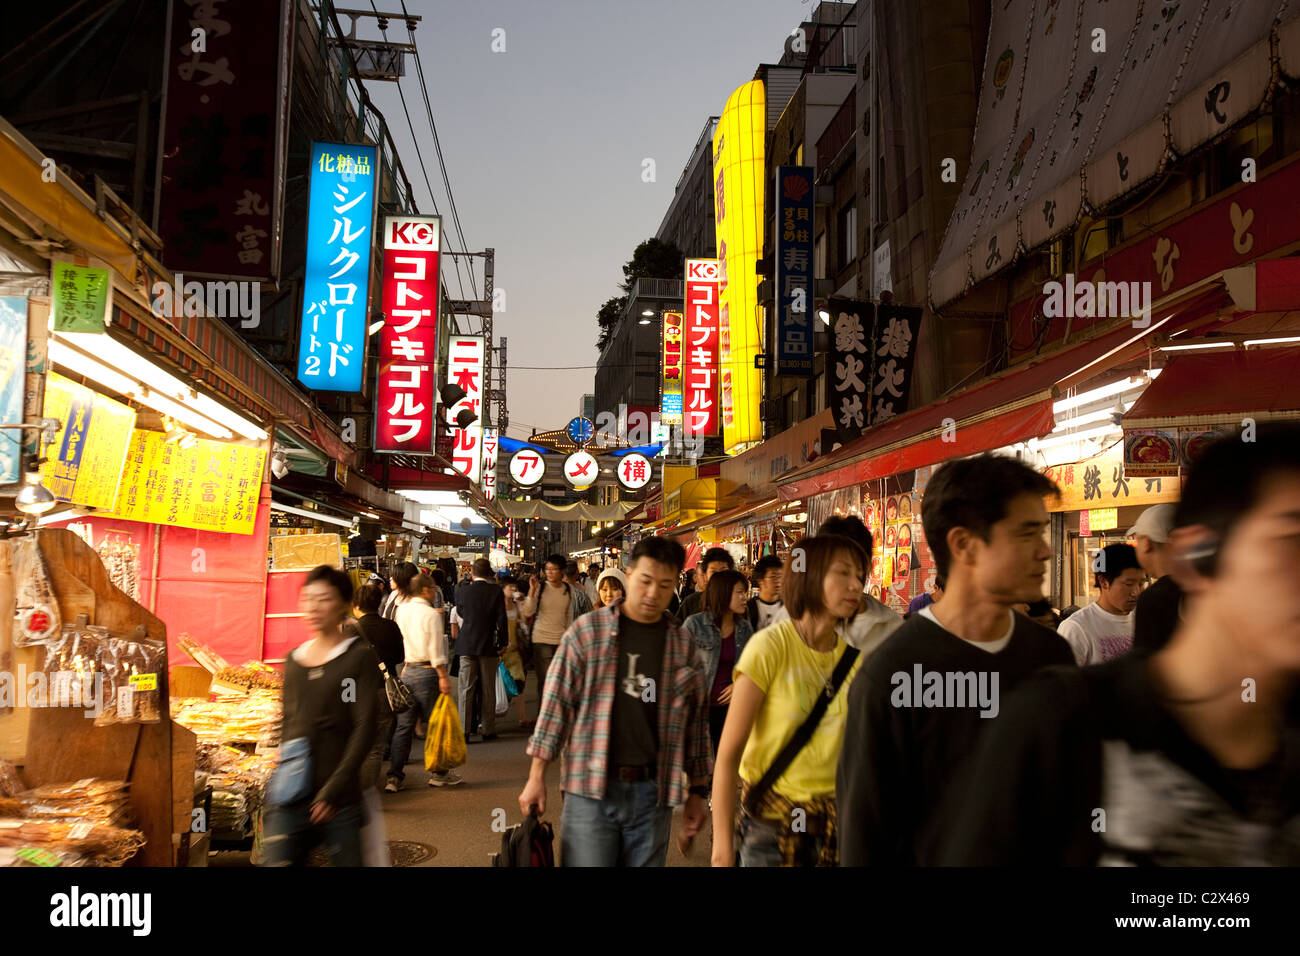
top-left (2, 0), bottom-right (1300, 942)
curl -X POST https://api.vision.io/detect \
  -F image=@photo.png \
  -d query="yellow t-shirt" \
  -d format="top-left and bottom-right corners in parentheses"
top-left (736, 619), bottom-right (863, 806)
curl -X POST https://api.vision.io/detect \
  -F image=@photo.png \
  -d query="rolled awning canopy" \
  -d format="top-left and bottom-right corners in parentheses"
top-left (1124, 346), bottom-right (1300, 429)
top-left (495, 499), bottom-right (641, 522)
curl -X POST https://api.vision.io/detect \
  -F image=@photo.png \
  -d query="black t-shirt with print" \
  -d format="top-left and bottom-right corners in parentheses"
top-left (608, 613), bottom-right (665, 772)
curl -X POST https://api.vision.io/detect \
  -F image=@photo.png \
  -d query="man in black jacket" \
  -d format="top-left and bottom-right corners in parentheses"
top-left (836, 454), bottom-right (1074, 866)
top-left (453, 559), bottom-right (509, 742)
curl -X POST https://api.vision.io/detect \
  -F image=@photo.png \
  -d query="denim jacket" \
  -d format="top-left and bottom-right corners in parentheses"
top-left (682, 611), bottom-right (755, 692)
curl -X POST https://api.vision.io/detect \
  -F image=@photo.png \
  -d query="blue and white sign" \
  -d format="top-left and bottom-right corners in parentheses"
top-left (296, 141), bottom-right (378, 391)
top-left (0, 297), bottom-right (27, 484)
top-left (775, 166), bottom-right (815, 377)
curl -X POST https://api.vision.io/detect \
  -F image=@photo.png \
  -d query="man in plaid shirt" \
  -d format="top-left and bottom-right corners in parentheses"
top-left (518, 536), bottom-right (713, 866)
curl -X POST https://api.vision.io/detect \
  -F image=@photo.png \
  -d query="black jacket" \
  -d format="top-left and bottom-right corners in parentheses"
top-left (452, 578), bottom-right (509, 657)
top-left (281, 637), bottom-right (381, 808)
top-left (354, 612), bottom-right (403, 674)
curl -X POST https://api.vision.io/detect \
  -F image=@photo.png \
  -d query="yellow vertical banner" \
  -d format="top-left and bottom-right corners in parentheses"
top-left (40, 372), bottom-right (136, 509)
top-left (713, 79), bottom-right (766, 454)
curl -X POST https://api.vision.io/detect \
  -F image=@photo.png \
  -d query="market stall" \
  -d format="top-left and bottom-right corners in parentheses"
top-left (0, 529), bottom-right (195, 867)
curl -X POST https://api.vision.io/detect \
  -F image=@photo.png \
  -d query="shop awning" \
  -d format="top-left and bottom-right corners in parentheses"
top-left (1124, 347), bottom-right (1300, 429)
top-left (931, 1), bottom-right (1287, 309)
top-left (777, 320), bottom-right (1160, 500)
top-left (668, 499), bottom-right (767, 538)
top-left (496, 499), bottom-right (640, 522)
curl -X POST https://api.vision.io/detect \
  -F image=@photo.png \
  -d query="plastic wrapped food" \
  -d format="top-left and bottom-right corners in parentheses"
top-left (42, 620), bottom-right (108, 709)
top-left (96, 639), bottom-right (164, 725)
top-left (10, 537), bottom-right (60, 648)
top-left (0, 760), bottom-right (21, 798)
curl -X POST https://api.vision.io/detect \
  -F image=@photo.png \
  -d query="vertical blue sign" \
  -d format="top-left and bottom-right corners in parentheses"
top-left (775, 166), bottom-right (816, 376)
top-left (0, 297), bottom-right (27, 483)
top-left (297, 141), bottom-right (378, 391)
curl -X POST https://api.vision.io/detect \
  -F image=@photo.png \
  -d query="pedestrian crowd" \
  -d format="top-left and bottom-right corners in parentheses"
top-left (263, 423), bottom-right (1300, 867)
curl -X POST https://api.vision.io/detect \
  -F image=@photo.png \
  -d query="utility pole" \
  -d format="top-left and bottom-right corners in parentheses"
top-left (495, 336), bottom-right (508, 433)
top-left (482, 247), bottom-right (495, 430)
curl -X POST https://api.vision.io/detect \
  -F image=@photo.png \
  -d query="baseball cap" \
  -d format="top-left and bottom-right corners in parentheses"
top-left (1126, 503), bottom-right (1175, 543)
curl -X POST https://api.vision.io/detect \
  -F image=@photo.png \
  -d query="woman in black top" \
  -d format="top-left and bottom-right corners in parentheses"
top-left (264, 566), bottom-right (381, 867)
top-left (353, 582), bottom-right (403, 784)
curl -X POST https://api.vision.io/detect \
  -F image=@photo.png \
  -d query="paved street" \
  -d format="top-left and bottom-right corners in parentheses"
top-left (380, 682), bottom-right (707, 867)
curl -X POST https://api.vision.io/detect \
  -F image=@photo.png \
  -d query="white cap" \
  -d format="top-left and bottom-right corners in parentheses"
top-left (1126, 503), bottom-right (1175, 543)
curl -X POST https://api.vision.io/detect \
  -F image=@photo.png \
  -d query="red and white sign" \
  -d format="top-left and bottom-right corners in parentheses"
top-left (564, 450), bottom-right (598, 487)
top-left (684, 258), bottom-right (720, 438)
top-left (446, 335), bottom-right (484, 481)
top-left (616, 452), bottom-right (652, 490)
top-left (481, 427), bottom-right (498, 501)
top-left (376, 215), bottom-right (441, 453)
top-left (509, 449), bottom-right (544, 486)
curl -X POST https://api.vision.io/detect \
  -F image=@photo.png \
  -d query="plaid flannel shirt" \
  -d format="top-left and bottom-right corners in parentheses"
top-left (526, 599), bottom-right (713, 807)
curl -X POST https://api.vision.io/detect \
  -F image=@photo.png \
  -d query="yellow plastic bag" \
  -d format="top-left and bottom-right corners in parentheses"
top-left (424, 695), bottom-right (467, 772)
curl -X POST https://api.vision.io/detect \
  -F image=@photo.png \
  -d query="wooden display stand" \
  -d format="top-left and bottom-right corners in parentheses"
top-left (0, 529), bottom-right (194, 867)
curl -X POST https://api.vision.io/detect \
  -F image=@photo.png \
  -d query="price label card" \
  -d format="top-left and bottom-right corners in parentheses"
top-left (129, 673), bottom-right (158, 690)
top-left (15, 847), bottom-right (60, 867)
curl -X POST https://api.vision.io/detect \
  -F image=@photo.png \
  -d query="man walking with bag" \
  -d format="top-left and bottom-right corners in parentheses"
top-left (521, 553), bottom-right (593, 689)
top-left (453, 559), bottom-right (510, 743)
top-left (517, 537), bottom-right (712, 866)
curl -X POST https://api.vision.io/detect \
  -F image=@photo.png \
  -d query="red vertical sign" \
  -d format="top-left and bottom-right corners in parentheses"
top-left (375, 216), bottom-right (441, 453)
top-left (684, 259), bottom-right (720, 437)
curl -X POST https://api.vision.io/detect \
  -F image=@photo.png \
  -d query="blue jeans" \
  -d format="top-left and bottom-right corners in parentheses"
top-left (738, 816), bottom-right (828, 867)
top-left (388, 664), bottom-right (439, 781)
top-left (262, 802), bottom-right (363, 867)
top-left (559, 781), bottom-right (672, 867)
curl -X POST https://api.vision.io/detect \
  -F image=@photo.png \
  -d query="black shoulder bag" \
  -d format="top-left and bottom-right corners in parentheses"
top-left (741, 645), bottom-right (860, 816)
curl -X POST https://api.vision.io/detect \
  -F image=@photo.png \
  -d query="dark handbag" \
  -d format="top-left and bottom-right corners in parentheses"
top-left (378, 661), bottom-right (415, 715)
top-left (740, 645), bottom-right (860, 817)
top-left (492, 805), bottom-right (555, 867)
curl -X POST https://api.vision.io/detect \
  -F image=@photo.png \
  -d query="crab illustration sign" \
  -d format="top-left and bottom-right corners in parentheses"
top-left (564, 450), bottom-right (598, 488)
top-left (617, 452), bottom-right (652, 490)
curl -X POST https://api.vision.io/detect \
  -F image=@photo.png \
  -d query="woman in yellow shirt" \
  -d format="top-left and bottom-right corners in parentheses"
top-left (710, 534), bottom-right (867, 867)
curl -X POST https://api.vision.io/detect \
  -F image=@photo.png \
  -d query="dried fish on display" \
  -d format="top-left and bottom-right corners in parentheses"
top-left (10, 536), bottom-right (60, 647)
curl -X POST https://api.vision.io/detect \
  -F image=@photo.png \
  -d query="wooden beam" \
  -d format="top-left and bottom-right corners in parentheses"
top-left (27, 131), bottom-right (133, 160)
top-left (8, 91), bottom-right (146, 125)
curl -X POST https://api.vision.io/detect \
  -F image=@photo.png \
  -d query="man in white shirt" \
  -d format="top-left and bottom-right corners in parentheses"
top-left (745, 554), bottom-right (785, 631)
top-left (387, 574), bottom-right (460, 791)
top-left (1057, 543), bottom-right (1144, 665)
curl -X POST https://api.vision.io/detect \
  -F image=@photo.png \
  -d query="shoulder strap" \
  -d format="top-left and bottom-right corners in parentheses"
top-left (742, 644), bottom-right (860, 815)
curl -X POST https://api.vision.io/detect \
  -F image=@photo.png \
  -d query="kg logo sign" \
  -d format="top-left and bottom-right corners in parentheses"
top-left (385, 216), bottom-right (441, 250)
top-left (686, 259), bottom-right (719, 281)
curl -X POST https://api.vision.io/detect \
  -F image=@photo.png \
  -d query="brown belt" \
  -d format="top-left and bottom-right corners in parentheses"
top-left (615, 765), bottom-right (655, 782)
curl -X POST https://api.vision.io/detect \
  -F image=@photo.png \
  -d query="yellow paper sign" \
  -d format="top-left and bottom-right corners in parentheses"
top-left (41, 373), bottom-right (136, 510)
top-left (1088, 508), bottom-right (1118, 531)
top-left (102, 429), bottom-right (265, 535)
top-left (1043, 446), bottom-right (1180, 513)
top-left (128, 673), bottom-right (158, 691)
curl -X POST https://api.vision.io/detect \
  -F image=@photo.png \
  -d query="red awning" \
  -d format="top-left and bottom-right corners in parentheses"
top-left (1124, 346), bottom-right (1300, 428)
top-left (778, 320), bottom-right (1162, 501)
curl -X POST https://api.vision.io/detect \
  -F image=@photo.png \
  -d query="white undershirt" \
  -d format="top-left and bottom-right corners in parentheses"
top-left (919, 606), bottom-right (1015, 654)
top-left (293, 634), bottom-right (360, 665)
